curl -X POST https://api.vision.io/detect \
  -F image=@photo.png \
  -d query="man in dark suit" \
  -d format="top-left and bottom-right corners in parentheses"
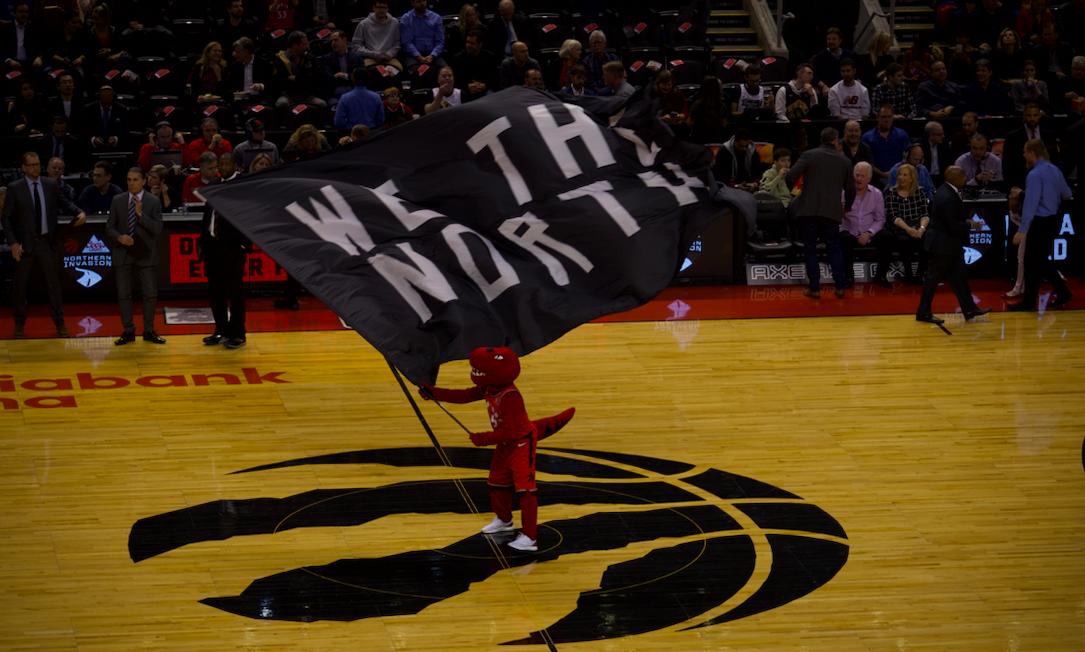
top-left (1, 152), bottom-right (86, 339)
top-left (920, 120), bottom-right (953, 187)
top-left (86, 85), bottom-right (131, 152)
top-left (485, 0), bottom-right (530, 60)
top-left (36, 117), bottom-right (87, 174)
top-left (1030, 21), bottom-right (1075, 84)
top-left (1, 0), bottom-right (43, 76)
top-left (1002, 103), bottom-right (1061, 189)
top-left (199, 176), bottom-right (251, 349)
top-left (105, 167), bottom-right (166, 345)
top-left (228, 37), bottom-right (277, 104)
top-left (915, 166), bottom-right (992, 324)
top-left (321, 29), bottom-right (366, 106)
top-left (785, 126), bottom-right (856, 299)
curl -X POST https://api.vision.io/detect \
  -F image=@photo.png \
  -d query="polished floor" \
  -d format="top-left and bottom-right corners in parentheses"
top-left (1, 302), bottom-right (1083, 651)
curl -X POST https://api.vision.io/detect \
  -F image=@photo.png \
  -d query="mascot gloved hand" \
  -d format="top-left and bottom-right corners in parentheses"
top-left (418, 383), bottom-right (435, 401)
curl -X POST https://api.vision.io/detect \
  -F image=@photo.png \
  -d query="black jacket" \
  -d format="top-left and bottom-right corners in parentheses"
top-left (925, 182), bottom-right (970, 255)
top-left (0, 20), bottom-right (43, 63)
top-left (919, 137), bottom-right (954, 183)
top-left (1002, 124), bottom-right (1060, 188)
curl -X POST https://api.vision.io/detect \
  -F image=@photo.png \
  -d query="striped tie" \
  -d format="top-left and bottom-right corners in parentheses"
top-left (128, 195), bottom-right (137, 236)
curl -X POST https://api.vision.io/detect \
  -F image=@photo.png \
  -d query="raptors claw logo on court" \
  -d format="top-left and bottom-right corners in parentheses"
top-left (128, 447), bottom-right (848, 644)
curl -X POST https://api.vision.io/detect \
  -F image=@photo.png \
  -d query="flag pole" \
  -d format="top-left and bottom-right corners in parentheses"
top-left (385, 360), bottom-right (455, 465)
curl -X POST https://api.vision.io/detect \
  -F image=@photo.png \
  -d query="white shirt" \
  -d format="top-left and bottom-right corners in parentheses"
top-left (827, 80), bottom-right (870, 120)
top-left (431, 87), bottom-right (461, 108)
top-left (243, 60), bottom-right (254, 90)
top-left (927, 139), bottom-right (941, 175)
top-left (15, 21), bottom-right (27, 61)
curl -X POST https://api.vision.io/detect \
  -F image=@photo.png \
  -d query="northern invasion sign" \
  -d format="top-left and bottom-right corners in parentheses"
top-left (201, 87), bottom-right (754, 385)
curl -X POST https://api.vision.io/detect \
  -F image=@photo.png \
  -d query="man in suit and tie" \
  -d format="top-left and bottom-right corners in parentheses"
top-left (0, 1), bottom-right (43, 77)
top-left (86, 85), bottom-right (130, 153)
top-left (37, 117), bottom-right (87, 174)
top-left (1002, 103), bottom-right (1061, 189)
top-left (199, 175), bottom-right (251, 349)
top-left (321, 29), bottom-right (365, 106)
top-left (785, 126), bottom-right (857, 299)
top-left (105, 167), bottom-right (166, 345)
top-left (1, 152), bottom-right (86, 339)
top-left (486, 0), bottom-right (529, 60)
top-left (919, 120), bottom-right (952, 187)
top-left (915, 166), bottom-right (993, 324)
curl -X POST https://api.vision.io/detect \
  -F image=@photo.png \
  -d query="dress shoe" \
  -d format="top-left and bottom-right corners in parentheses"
top-left (14, 325), bottom-right (24, 339)
top-left (1049, 293), bottom-right (1074, 308)
top-left (802, 288), bottom-right (821, 300)
top-left (1007, 302), bottom-right (1037, 312)
top-left (916, 314), bottom-right (945, 324)
top-left (114, 332), bottom-right (136, 346)
top-left (964, 307), bottom-right (993, 321)
top-left (274, 299), bottom-right (300, 311)
top-left (844, 278), bottom-right (855, 289)
top-left (873, 276), bottom-right (893, 289)
top-left (1000, 291), bottom-right (1022, 301)
top-left (142, 330), bottom-right (166, 344)
top-left (223, 337), bottom-right (247, 349)
top-left (203, 333), bottom-right (225, 345)
top-left (834, 288), bottom-right (846, 298)
top-left (56, 323), bottom-right (69, 338)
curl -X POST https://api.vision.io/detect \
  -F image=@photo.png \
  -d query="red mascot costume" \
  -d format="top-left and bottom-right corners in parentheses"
top-left (420, 346), bottom-right (574, 552)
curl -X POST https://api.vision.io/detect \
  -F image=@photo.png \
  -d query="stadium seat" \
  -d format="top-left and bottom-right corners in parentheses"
top-left (623, 54), bottom-right (664, 87)
top-left (534, 22), bottom-right (574, 55)
top-left (664, 21), bottom-right (707, 63)
top-left (198, 103), bottom-right (237, 130)
top-left (621, 21), bottom-right (662, 54)
top-left (667, 59), bottom-right (704, 90)
top-left (710, 57), bottom-right (750, 85)
top-left (747, 193), bottom-right (793, 259)
top-left (284, 103), bottom-right (324, 129)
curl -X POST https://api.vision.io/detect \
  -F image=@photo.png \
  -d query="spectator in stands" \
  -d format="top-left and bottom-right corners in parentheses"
top-left (1056, 55), bottom-right (1085, 114)
top-left (46, 157), bottom-right (79, 206)
top-left (1003, 102), bottom-right (1061, 188)
top-left (115, 0), bottom-right (173, 55)
top-left (858, 30), bottom-right (893, 85)
top-left (1032, 21), bottom-right (1073, 84)
top-left (352, 0), bottom-right (403, 73)
top-left (266, 0), bottom-right (300, 35)
top-left (812, 27), bottom-right (856, 95)
top-left (524, 68), bottom-right (545, 89)
top-left (486, 0), bottom-right (528, 59)
top-left (1, 1), bottom-right (43, 77)
top-left (446, 4), bottom-right (483, 57)
top-left (79, 160), bottom-right (123, 214)
top-left (732, 63), bottom-right (773, 121)
top-left (453, 30), bottom-right (497, 102)
top-left (920, 120), bottom-right (952, 186)
top-left (970, 0), bottom-right (1015, 50)
top-left (425, 65), bottom-right (460, 113)
top-left (1057, 0), bottom-right (1085, 55)
top-left (1012, 59), bottom-right (1050, 112)
top-left (45, 72), bottom-right (87, 135)
top-left (945, 25), bottom-right (981, 86)
top-left (249, 153), bottom-right (274, 171)
top-left (884, 162), bottom-right (930, 285)
top-left (6, 79), bottom-right (44, 136)
top-left (274, 31), bottom-right (328, 115)
top-left (840, 161), bottom-right (893, 288)
top-left (687, 76), bottom-right (730, 144)
top-left (775, 62), bottom-right (821, 121)
top-left (138, 121), bottom-right (187, 172)
top-left (1018, 0), bottom-right (1053, 45)
top-left (87, 85), bottom-right (130, 152)
top-left (215, 0), bottom-right (260, 52)
top-left (916, 60), bottom-right (964, 118)
top-left (962, 58), bottom-right (1008, 116)
top-left (191, 41), bottom-right (230, 105)
top-left (499, 41), bottom-right (539, 89)
top-left (296, 0), bottom-right (338, 32)
top-left (862, 103), bottom-right (911, 187)
top-left (229, 37), bottom-right (276, 102)
top-left (322, 29), bottom-right (365, 106)
top-left (955, 133), bottom-right (1003, 189)
top-left (598, 60), bottom-right (633, 98)
top-left (46, 11), bottom-right (92, 85)
top-left (828, 58), bottom-right (870, 120)
top-left (400, 0), bottom-right (447, 70)
top-left (335, 67), bottom-right (384, 132)
top-left (552, 40), bottom-right (581, 90)
top-left (147, 164), bottom-right (173, 210)
top-left (183, 152), bottom-right (220, 203)
top-left (88, 5), bottom-right (133, 82)
top-left (337, 123), bottom-right (370, 146)
top-left (840, 119), bottom-right (875, 168)
top-left (786, 126), bottom-right (855, 299)
top-left (871, 63), bottom-right (917, 118)
top-left (902, 33), bottom-right (934, 89)
top-left (990, 28), bottom-right (1025, 85)
top-left (382, 86), bottom-right (413, 126)
top-left (559, 64), bottom-right (593, 96)
top-left (759, 147), bottom-right (795, 207)
top-left (234, 119), bottom-right (281, 166)
top-left (189, 121), bottom-right (233, 167)
top-left (888, 144), bottom-right (936, 197)
top-left (951, 111), bottom-right (980, 157)
top-left (714, 128), bottom-right (763, 193)
top-left (286, 123), bottom-right (332, 157)
top-left (581, 29), bottom-right (619, 92)
top-left (655, 70), bottom-right (687, 125)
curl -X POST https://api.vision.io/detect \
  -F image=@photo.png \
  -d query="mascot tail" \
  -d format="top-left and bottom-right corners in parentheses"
top-left (534, 407), bottom-right (575, 442)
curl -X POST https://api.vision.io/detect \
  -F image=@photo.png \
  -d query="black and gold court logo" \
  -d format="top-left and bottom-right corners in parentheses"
top-left (129, 447), bottom-right (848, 644)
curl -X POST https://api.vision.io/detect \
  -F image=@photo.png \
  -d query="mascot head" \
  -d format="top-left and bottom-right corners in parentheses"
top-left (469, 346), bottom-right (520, 386)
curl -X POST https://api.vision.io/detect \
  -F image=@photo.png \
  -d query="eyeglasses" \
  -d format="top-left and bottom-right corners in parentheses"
top-left (24, 162), bottom-right (41, 167)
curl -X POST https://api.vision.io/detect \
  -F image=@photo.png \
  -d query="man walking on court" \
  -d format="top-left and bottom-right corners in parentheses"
top-left (1007, 139), bottom-right (1074, 311)
top-left (785, 127), bottom-right (855, 299)
top-left (915, 166), bottom-right (992, 324)
top-left (106, 167), bottom-right (166, 345)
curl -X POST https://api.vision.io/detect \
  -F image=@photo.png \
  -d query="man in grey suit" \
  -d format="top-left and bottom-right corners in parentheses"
top-left (105, 167), bottom-right (166, 345)
top-left (1, 152), bottom-right (86, 339)
top-left (785, 126), bottom-right (857, 299)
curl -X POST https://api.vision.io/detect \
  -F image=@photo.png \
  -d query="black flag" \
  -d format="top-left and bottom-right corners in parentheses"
top-left (201, 87), bottom-right (754, 385)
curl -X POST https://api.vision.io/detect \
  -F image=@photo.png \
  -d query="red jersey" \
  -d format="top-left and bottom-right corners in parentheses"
top-left (429, 383), bottom-right (535, 447)
top-left (265, 0), bottom-right (295, 31)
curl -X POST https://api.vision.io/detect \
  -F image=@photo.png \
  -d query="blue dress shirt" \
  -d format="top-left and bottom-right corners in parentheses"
top-left (1020, 158), bottom-right (1072, 233)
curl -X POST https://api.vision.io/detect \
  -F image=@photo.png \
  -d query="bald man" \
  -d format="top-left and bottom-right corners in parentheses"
top-left (498, 40), bottom-right (539, 89)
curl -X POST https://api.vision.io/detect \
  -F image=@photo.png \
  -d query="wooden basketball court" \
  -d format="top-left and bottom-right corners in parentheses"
top-left (2, 311), bottom-right (1083, 651)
